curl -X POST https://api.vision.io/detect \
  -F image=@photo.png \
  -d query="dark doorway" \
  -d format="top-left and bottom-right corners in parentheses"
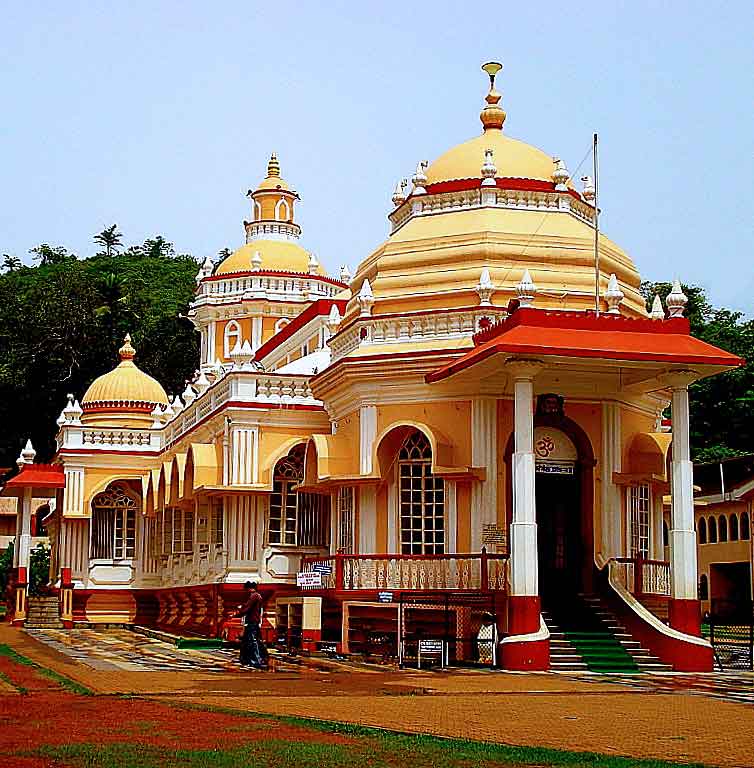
top-left (536, 470), bottom-right (582, 597)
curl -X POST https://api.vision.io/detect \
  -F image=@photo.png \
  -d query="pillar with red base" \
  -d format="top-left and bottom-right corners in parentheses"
top-left (59, 567), bottom-right (74, 629)
top-left (12, 567), bottom-right (28, 626)
top-left (301, 597), bottom-right (322, 653)
top-left (502, 359), bottom-right (548, 670)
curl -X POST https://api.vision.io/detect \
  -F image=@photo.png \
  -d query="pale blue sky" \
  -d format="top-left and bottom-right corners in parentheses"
top-left (1, 1), bottom-right (752, 313)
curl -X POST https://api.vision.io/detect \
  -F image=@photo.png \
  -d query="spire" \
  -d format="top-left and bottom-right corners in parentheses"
top-left (552, 158), bottom-right (570, 191)
top-left (340, 264), bottom-right (351, 284)
top-left (119, 333), bottom-right (136, 362)
top-left (358, 278), bottom-right (375, 317)
top-left (516, 269), bottom-right (536, 307)
top-left (666, 279), bottom-right (688, 318)
top-left (17, 439), bottom-right (36, 470)
top-left (650, 294), bottom-right (665, 320)
top-left (480, 149), bottom-right (498, 187)
top-left (604, 273), bottom-right (624, 315)
top-left (480, 61), bottom-right (506, 132)
top-left (475, 267), bottom-right (494, 306)
top-left (267, 152), bottom-right (280, 178)
top-left (308, 252), bottom-right (319, 275)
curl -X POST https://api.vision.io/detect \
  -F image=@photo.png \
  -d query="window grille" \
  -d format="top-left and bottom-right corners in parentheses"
top-left (398, 431), bottom-right (445, 555)
top-left (628, 484), bottom-right (650, 559)
top-left (90, 482), bottom-right (138, 560)
top-left (337, 487), bottom-right (355, 553)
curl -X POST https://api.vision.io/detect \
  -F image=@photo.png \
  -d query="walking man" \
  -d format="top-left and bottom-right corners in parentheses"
top-left (236, 581), bottom-right (268, 669)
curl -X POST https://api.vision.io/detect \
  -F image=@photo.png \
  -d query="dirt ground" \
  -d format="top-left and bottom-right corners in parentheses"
top-left (2, 625), bottom-right (754, 767)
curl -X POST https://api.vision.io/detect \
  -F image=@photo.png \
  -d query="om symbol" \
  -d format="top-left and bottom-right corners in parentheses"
top-left (535, 436), bottom-right (555, 457)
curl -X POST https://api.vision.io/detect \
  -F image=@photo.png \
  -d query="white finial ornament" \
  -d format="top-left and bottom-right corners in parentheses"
top-left (196, 255), bottom-right (214, 284)
top-left (391, 179), bottom-right (408, 206)
top-left (481, 149), bottom-right (498, 187)
top-left (251, 251), bottom-right (262, 271)
top-left (308, 252), bottom-right (319, 275)
top-left (649, 294), bottom-right (665, 320)
top-left (604, 274), bottom-right (624, 315)
top-left (475, 267), bottom-right (495, 306)
top-left (339, 264), bottom-right (351, 284)
top-left (580, 175), bottom-right (595, 203)
top-left (150, 404), bottom-right (165, 429)
top-left (412, 161), bottom-right (428, 195)
top-left (327, 304), bottom-right (342, 334)
top-left (182, 383), bottom-right (196, 405)
top-left (17, 439), bottom-right (36, 470)
top-left (358, 278), bottom-right (375, 317)
top-left (666, 279), bottom-right (688, 318)
top-left (552, 158), bottom-right (570, 191)
top-left (516, 269), bottom-right (537, 307)
top-left (194, 369), bottom-right (211, 393)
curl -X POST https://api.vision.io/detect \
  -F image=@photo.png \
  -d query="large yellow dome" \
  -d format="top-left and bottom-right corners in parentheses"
top-left (82, 335), bottom-right (168, 409)
top-left (215, 241), bottom-right (325, 276)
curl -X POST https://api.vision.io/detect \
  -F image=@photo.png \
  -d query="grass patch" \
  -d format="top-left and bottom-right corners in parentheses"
top-left (0, 668), bottom-right (27, 694)
top-left (0, 643), bottom-right (93, 696)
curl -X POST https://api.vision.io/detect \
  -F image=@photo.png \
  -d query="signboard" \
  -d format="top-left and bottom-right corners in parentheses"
top-left (296, 571), bottom-right (322, 588)
top-left (312, 563), bottom-right (333, 575)
top-left (482, 524), bottom-right (506, 546)
top-left (318, 641), bottom-right (339, 655)
top-left (535, 461), bottom-right (575, 475)
top-left (377, 591), bottom-right (393, 603)
top-left (418, 639), bottom-right (444, 654)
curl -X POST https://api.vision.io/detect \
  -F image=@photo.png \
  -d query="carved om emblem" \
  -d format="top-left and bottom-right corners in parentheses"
top-left (535, 435), bottom-right (555, 458)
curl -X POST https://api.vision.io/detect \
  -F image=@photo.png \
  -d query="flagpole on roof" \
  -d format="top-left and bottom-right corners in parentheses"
top-left (593, 132), bottom-right (600, 314)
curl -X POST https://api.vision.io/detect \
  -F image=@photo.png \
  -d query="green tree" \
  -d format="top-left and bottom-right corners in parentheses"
top-left (29, 543), bottom-right (51, 596)
top-left (29, 243), bottom-right (74, 266)
top-left (2, 255), bottom-right (22, 272)
top-left (93, 224), bottom-right (124, 257)
top-left (641, 281), bottom-right (754, 461)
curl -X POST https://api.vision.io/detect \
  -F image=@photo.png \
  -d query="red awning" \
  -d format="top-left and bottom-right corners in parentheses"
top-left (4, 464), bottom-right (65, 490)
top-left (426, 308), bottom-right (744, 383)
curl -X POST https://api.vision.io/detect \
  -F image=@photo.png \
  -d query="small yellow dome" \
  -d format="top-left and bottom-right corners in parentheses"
top-left (215, 241), bottom-right (325, 276)
top-left (255, 153), bottom-right (291, 192)
top-left (425, 130), bottom-right (559, 185)
top-left (82, 335), bottom-right (168, 409)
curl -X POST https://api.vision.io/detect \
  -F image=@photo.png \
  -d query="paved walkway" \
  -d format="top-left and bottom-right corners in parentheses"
top-left (4, 625), bottom-right (754, 767)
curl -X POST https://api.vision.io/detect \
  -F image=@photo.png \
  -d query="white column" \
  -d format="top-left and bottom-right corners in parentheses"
top-left (507, 360), bottom-right (543, 597)
top-left (446, 480), bottom-right (457, 553)
top-left (230, 427), bottom-right (256, 486)
top-left (669, 374), bottom-right (698, 599)
top-left (358, 486), bottom-right (376, 553)
top-left (359, 405), bottom-right (377, 475)
top-left (651, 490), bottom-right (664, 561)
top-left (251, 317), bottom-right (263, 351)
top-left (15, 488), bottom-right (33, 570)
top-left (471, 397), bottom-right (497, 551)
top-left (206, 320), bottom-right (217, 365)
top-left (600, 402), bottom-right (622, 559)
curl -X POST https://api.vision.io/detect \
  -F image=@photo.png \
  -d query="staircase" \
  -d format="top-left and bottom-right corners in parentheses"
top-left (543, 593), bottom-right (672, 673)
top-left (25, 596), bottom-right (63, 629)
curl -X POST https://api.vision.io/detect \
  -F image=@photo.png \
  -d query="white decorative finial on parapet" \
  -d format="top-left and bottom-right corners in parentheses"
top-left (412, 161), bottom-right (428, 195)
top-left (339, 264), bottom-right (351, 284)
top-left (327, 304), bottom-right (342, 334)
top-left (480, 148), bottom-right (498, 187)
top-left (475, 267), bottom-right (495, 306)
top-left (308, 252), bottom-right (319, 275)
top-left (17, 439), bottom-right (36, 470)
top-left (182, 383), bottom-right (196, 406)
top-left (171, 394), bottom-right (184, 414)
top-left (516, 269), bottom-right (537, 307)
top-left (391, 179), bottom-right (408, 207)
top-left (650, 294), bottom-right (665, 320)
top-left (552, 157), bottom-right (570, 191)
top-left (251, 251), bottom-right (262, 271)
top-left (194, 369), bottom-right (211, 393)
top-left (358, 278), bottom-right (375, 317)
top-left (604, 274), bottom-right (624, 315)
top-left (162, 399), bottom-right (175, 421)
top-left (196, 255), bottom-right (214, 284)
top-left (150, 404), bottom-right (165, 429)
top-left (666, 279), bottom-right (688, 318)
top-left (580, 175), bottom-right (595, 202)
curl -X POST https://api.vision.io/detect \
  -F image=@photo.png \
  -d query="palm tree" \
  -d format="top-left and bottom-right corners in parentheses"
top-left (94, 225), bottom-right (124, 257)
top-left (2, 254), bottom-right (22, 272)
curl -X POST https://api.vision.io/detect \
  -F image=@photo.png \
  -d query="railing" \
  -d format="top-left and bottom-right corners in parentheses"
top-left (301, 549), bottom-right (508, 593)
top-left (612, 557), bottom-right (671, 597)
top-left (158, 544), bottom-right (228, 587)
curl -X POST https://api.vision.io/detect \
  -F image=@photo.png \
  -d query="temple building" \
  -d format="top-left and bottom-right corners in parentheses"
top-left (4, 63), bottom-right (744, 671)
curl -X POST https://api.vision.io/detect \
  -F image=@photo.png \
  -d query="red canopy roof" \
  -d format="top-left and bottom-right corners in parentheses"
top-left (426, 308), bottom-right (743, 383)
top-left (4, 464), bottom-right (65, 490)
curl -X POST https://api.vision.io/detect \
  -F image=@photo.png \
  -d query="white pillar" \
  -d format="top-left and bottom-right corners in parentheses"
top-left (206, 320), bottom-right (217, 366)
top-left (359, 405), bottom-right (377, 475)
top-left (507, 360), bottom-right (543, 597)
top-left (15, 488), bottom-right (33, 570)
top-left (600, 402), bottom-right (622, 559)
top-left (669, 374), bottom-right (698, 599)
top-left (471, 397), bottom-right (497, 551)
top-left (358, 486), bottom-right (376, 554)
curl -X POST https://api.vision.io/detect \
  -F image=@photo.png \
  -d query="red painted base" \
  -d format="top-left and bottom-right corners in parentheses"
top-left (500, 637), bottom-right (549, 670)
top-left (508, 595), bottom-right (541, 635)
top-left (669, 599), bottom-right (702, 637)
top-left (301, 629), bottom-right (322, 653)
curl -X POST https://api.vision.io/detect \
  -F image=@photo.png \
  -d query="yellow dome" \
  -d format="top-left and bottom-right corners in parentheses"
top-left (82, 335), bottom-right (168, 408)
top-left (255, 152), bottom-right (291, 192)
top-left (215, 241), bottom-right (325, 276)
top-left (425, 130), bottom-right (559, 185)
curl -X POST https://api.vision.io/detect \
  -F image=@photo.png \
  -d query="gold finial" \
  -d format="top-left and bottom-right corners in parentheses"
top-left (267, 152), bottom-right (280, 178)
top-left (119, 333), bottom-right (136, 361)
top-left (480, 61), bottom-right (506, 132)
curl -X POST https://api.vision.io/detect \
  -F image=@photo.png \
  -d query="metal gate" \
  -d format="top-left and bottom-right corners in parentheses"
top-left (709, 600), bottom-right (753, 671)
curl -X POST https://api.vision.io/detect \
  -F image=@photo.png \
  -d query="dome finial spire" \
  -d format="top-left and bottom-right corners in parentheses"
top-left (119, 333), bottom-right (136, 362)
top-left (480, 61), bottom-right (506, 132)
top-left (267, 152), bottom-right (280, 178)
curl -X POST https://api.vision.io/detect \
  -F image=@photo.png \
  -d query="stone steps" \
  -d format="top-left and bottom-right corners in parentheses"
top-left (25, 597), bottom-right (63, 629)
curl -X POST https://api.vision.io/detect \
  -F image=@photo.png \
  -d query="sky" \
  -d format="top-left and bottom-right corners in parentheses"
top-left (1, 1), bottom-right (752, 314)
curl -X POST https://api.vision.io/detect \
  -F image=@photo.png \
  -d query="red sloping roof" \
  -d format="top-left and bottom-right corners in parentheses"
top-left (426, 308), bottom-right (744, 383)
top-left (254, 298), bottom-right (348, 362)
top-left (4, 463), bottom-right (65, 489)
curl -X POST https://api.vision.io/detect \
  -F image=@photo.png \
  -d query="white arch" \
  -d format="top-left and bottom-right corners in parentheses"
top-left (253, 200), bottom-right (262, 221)
top-left (274, 198), bottom-right (290, 222)
top-left (224, 320), bottom-right (242, 358)
top-left (274, 318), bottom-right (289, 335)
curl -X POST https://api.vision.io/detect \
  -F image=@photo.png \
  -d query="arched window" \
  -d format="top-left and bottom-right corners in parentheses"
top-left (698, 517), bottom-right (707, 544)
top-left (268, 445), bottom-right (329, 547)
top-left (718, 515), bottom-right (728, 542)
top-left (741, 512), bottom-right (750, 540)
top-left (275, 198), bottom-right (290, 222)
top-left (699, 574), bottom-right (709, 601)
top-left (91, 482), bottom-right (138, 560)
top-left (398, 430), bottom-right (444, 555)
top-left (708, 516), bottom-right (718, 543)
top-left (730, 513), bottom-right (739, 541)
top-left (224, 320), bottom-right (242, 358)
